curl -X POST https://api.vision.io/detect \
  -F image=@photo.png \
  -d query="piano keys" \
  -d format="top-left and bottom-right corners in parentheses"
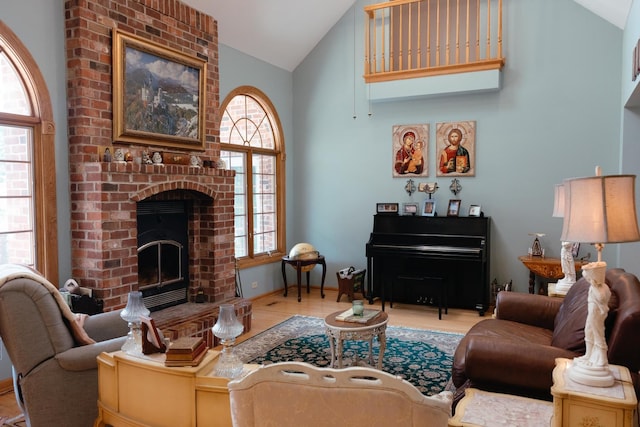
top-left (365, 214), bottom-right (490, 315)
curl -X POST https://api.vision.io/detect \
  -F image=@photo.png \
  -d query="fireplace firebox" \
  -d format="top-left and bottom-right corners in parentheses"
top-left (137, 200), bottom-right (190, 311)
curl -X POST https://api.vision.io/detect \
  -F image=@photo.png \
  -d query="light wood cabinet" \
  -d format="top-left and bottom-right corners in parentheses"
top-left (551, 358), bottom-right (637, 427)
top-left (95, 350), bottom-right (254, 427)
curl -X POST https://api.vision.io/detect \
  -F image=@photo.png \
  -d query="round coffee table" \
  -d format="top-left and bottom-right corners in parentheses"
top-left (324, 310), bottom-right (388, 369)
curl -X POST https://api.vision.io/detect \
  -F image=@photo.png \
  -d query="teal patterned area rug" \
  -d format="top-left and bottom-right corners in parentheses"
top-left (234, 315), bottom-right (463, 396)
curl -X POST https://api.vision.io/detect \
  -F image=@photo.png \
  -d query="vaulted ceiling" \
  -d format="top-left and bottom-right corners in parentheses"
top-left (182, 0), bottom-right (632, 72)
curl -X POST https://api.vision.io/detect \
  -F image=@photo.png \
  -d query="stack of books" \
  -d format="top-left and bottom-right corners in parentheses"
top-left (164, 336), bottom-right (208, 367)
top-left (335, 308), bottom-right (381, 324)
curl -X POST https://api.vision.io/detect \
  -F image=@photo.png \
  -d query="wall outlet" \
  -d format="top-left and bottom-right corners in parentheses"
top-left (251, 281), bottom-right (258, 289)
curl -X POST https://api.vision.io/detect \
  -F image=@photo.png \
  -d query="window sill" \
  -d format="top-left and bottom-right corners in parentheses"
top-left (237, 251), bottom-right (286, 269)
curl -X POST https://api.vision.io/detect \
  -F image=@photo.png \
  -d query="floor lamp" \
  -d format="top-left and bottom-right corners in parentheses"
top-left (561, 167), bottom-right (640, 387)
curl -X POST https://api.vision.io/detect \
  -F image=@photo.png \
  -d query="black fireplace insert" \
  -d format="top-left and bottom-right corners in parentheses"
top-left (137, 200), bottom-right (190, 311)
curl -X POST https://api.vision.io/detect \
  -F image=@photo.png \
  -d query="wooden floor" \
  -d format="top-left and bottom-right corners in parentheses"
top-left (0, 286), bottom-right (484, 419)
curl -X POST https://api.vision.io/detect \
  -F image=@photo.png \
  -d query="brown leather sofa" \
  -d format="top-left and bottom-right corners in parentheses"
top-left (451, 268), bottom-right (640, 404)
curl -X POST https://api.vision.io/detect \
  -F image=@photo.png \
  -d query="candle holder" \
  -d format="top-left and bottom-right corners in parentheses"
top-left (212, 304), bottom-right (245, 378)
top-left (120, 291), bottom-right (150, 356)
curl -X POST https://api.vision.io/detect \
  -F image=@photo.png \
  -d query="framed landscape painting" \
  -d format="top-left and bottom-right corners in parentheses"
top-left (112, 30), bottom-right (206, 150)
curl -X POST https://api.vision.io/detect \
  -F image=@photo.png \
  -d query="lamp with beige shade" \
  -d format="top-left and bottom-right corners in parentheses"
top-left (551, 183), bottom-right (577, 295)
top-left (560, 166), bottom-right (640, 387)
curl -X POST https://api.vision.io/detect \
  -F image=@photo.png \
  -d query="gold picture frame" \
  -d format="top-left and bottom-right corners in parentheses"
top-left (112, 30), bottom-right (206, 150)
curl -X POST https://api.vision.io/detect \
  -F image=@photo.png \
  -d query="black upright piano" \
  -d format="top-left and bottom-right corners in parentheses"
top-left (365, 214), bottom-right (490, 315)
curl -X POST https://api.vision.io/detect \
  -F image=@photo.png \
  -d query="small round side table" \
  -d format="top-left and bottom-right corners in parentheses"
top-left (281, 255), bottom-right (326, 302)
top-left (324, 310), bottom-right (388, 369)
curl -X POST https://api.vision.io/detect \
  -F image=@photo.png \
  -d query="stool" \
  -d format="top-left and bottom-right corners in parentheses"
top-left (385, 276), bottom-right (447, 319)
top-left (336, 269), bottom-right (366, 302)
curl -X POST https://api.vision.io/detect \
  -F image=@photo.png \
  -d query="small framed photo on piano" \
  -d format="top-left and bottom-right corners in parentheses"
top-left (402, 202), bottom-right (419, 216)
top-left (468, 205), bottom-right (481, 217)
top-left (447, 199), bottom-right (461, 216)
top-left (376, 203), bottom-right (399, 215)
top-left (422, 200), bottom-right (436, 216)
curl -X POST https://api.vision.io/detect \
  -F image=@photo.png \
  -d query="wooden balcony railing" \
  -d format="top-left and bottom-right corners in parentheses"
top-left (364, 0), bottom-right (504, 83)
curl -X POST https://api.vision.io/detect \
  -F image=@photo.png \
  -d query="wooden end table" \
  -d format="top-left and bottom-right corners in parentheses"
top-left (324, 310), bottom-right (388, 369)
top-left (551, 358), bottom-right (637, 427)
top-left (95, 350), bottom-right (259, 427)
top-left (518, 255), bottom-right (583, 295)
top-left (281, 255), bottom-right (326, 302)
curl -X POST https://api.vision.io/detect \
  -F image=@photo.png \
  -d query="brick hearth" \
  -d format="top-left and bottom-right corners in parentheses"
top-left (63, 0), bottom-right (251, 338)
top-left (153, 298), bottom-right (252, 347)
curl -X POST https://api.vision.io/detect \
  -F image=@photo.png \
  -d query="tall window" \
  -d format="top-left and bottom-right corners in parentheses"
top-left (220, 86), bottom-right (285, 268)
top-left (0, 22), bottom-right (58, 280)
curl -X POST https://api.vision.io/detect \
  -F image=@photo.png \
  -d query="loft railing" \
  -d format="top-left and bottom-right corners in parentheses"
top-left (364, 0), bottom-right (504, 83)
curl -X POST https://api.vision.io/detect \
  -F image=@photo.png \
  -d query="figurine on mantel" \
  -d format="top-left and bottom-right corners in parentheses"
top-left (113, 148), bottom-right (125, 163)
top-left (152, 152), bottom-right (163, 165)
top-left (190, 155), bottom-right (203, 168)
top-left (142, 151), bottom-right (153, 165)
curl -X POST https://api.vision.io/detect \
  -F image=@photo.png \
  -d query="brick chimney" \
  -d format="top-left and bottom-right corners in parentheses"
top-left (64, 0), bottom-right (237, 314)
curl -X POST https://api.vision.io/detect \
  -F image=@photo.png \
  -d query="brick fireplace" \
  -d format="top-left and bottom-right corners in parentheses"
top-left (64, 0), bottom-right (250, 340)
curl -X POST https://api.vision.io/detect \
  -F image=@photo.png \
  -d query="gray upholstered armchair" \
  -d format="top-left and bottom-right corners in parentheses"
top-left (0, 264), bottom-right (129, 427)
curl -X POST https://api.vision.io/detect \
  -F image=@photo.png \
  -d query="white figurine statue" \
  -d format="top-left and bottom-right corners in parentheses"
top-left (152, 152), bottom-right (163, 165)
top-left (569, 261), bottom-right (614, 387)
top-left (554, 241), bottom-right (577, 294)
top-left (190, 155), bottom-right (202, 167)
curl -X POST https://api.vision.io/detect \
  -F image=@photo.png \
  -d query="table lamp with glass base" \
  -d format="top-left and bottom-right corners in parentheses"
top-left (120, 291), bottom-right (150, 356)
top-left (212, 304), bottom-right (244, 378)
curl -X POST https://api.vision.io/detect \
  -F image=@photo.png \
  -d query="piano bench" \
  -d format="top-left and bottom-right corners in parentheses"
top-left (390, 276), bottom-right (448, 320)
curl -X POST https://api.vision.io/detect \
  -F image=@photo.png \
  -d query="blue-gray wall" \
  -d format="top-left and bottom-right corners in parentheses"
top-left (288, 0), bottom-right (625, 291)
top-left (620, 0), bottom-right (640, 267)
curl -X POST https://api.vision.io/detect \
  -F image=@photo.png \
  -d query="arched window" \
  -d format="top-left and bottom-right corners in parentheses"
top-left (0, 22), bottom-right (58, 280)
top-left (220, 86), bottom-right (285, 268)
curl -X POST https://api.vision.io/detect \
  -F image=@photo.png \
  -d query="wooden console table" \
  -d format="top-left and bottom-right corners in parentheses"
top-left (518, 256), bottom-right (583, 295)
top-left (95, 350), bottom-right (257, 427)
